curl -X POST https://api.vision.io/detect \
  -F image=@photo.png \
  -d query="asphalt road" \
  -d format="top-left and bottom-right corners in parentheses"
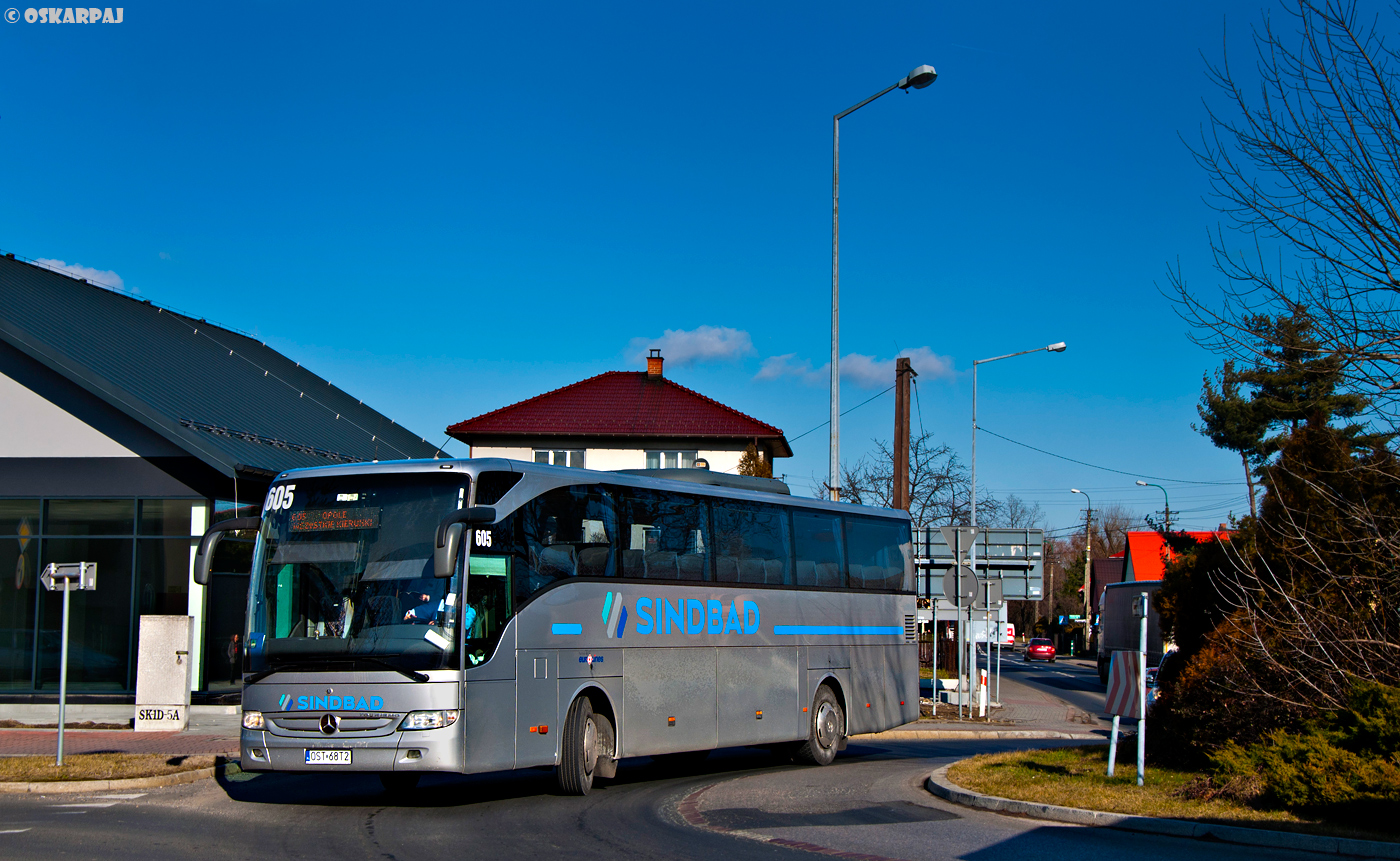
top-left (992, 653), bottom-right (1108, 718)
top-left (0, 735), bottom-right (1333, 861)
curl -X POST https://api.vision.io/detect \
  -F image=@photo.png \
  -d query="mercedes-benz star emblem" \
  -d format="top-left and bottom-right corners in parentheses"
top-left (319, 713), bottom-right (339, 735)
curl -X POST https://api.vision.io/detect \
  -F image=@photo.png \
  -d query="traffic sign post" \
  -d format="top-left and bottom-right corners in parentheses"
top-left (41, 562), bottom-right (97, 766)
top-left (940, 527), bottom-right (978, 717)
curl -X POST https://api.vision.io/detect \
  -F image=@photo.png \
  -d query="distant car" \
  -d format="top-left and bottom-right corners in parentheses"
top-left (1145, 666), bottom-right (1159, 707)
top-left (1025, 638), bottom-right (1056, 662)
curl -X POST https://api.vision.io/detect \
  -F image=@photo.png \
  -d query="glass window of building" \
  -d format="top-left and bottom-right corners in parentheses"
top-left (645, 451), bottom-right (697, 469)
top-left (533, 450), bottom-right (585, 468)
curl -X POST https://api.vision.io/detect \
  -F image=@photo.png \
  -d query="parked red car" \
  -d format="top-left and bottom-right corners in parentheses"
top-left (1025, 638), bottom-right (1056, 662)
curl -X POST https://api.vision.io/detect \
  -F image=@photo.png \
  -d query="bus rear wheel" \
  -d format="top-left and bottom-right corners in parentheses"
top-left (557, 696), bottom-right (599, 795)
top-left (793, 686), bottom-right (843, 766)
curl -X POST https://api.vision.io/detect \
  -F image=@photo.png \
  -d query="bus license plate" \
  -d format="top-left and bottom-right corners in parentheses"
top-left (305, 750), bottom-right (352, 765)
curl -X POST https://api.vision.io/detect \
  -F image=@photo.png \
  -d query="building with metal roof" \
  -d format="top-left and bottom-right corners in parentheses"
top-left (447, 349), bottom-right (792, 474)
top-left (0, 252), bottom-right (442, 700)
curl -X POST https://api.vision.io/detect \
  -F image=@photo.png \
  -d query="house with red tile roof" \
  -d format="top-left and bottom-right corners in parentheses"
top-left (446, 350), bottom-right (792, 474)
top-left (1121, 527), bottom-right (1233, 581)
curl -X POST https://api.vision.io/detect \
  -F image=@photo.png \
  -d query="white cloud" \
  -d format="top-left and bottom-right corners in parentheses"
top-left (754, 346), bottom-right (956, 389)
top-left (840, 347), bottom-right (956, 388)
top-left (628, 325), bottom-right (755, 367)
top-left (754, 353), bottom-right (828, 386)
top-left (34, 258), bottom-right (127, 292)
top-left (158, 251), bottom-right (172, 260)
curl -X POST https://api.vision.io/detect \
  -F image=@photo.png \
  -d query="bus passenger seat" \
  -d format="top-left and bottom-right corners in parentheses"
top-left (644, 551), bottom-right (679, 579)
top-left (622, 549), bottom-right (647, 578)
top-left (763, 559), bottom-right (785, 584)
top-left (795, 560), bottom-right (816, 586)
top-left (814, 562), bottom-right (840, 587)
top-left (578, 547), bottom-right (609, 577)
top-left (678, 553), bottom-right (705, 580)
top-left (738, 558), bottom-right (764, 583)
top-left (536, 545), bottom-right (577, 579)
top-left (715, 556), bottom-right (739, 582)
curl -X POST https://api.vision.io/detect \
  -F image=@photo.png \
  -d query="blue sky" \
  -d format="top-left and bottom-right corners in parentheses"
top-left (1, 2), bottom-right (1280, 534)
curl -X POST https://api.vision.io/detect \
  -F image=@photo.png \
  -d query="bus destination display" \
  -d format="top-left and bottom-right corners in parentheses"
top-left (289, 507), bottom-right (380, 532)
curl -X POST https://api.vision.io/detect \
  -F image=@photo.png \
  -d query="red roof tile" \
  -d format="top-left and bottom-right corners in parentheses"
top-left (446, 371), bottom-right (792, 457)
top-left (1123, 530), bottom-right (1231, 581)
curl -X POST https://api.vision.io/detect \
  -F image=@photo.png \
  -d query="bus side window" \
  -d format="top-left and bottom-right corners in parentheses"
top-left (844, 516), bottom-right (910, 591)
top-left (615, 487), bottom-right (711, 581)
top-left (794, 511), bottom-right (845, 588)
top-left (518, 485), bottom-right (617, 600)
top-left (713, 502), bottom-right (791, 586)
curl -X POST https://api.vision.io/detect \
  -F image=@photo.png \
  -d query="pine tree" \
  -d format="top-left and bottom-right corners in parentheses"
top-left (736, 443), bottom-right (772, 478)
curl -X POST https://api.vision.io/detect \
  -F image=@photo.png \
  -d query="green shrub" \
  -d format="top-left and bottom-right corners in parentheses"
top-left (1207, 681), bottom-right (1400, 821)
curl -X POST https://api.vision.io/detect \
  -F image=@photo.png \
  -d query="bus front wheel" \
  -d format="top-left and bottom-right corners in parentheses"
top-left (557, 696), bottom-right (599, 795)
top-left (793, 686), bottom-right (843, 766)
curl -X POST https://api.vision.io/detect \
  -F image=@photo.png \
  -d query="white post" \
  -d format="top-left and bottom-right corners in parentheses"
top-left (56, 578), bottom-right (71, 767)
top-left (1107, 714), bottom-right (1121, 777)
top-left (186, 503), bottom-right (209, 693)
top-left (1137, 591), bottom-right (1148, 786)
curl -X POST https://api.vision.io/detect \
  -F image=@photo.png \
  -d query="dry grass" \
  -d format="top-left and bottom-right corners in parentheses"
top-left (949, 746), bottom-right (1296, 823)
top-left (948, 746), bottom-right (1400, 843)
top-left (0, 754), bottom-right (220, 782)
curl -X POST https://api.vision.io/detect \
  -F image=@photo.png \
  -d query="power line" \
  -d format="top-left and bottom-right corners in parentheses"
top-left (977, 425), bottom-right (1240, 485)
top-left (788, 385), bottom-right (896, 445)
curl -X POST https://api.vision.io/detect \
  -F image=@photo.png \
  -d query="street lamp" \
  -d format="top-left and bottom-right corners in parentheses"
top-left (829, 64), bottom-right (937, 501)
top-left (969, 341), bottom-right (1064, 707)
top-left (1136, 480), bottom-right (1171, 532)
top-left (1071, 487), bottom-right (1092, 655)
top-left (970, 342), bottom-right (1066, 527)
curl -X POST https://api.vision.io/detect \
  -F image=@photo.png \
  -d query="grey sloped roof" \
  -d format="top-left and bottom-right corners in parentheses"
top-left (0, 253), bottom-right (443, 476)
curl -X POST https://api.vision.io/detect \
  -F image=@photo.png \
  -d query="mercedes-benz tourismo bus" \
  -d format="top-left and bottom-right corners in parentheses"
top-left (195, 458), bottom-right (917, 794)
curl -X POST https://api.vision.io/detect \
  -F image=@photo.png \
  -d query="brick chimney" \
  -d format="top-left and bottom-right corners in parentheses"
top-left (646, 348), bottom-right (664, 378)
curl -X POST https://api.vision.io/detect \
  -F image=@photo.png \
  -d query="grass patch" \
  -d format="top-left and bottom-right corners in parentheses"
top-left (948, 745), bottom-right (1400, 843)
top-left (0, 754), bottom-right (220, 782)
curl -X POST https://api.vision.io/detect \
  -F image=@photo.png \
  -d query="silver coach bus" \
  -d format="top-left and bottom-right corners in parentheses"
top-left (195, 458), bottom-right (917, 794)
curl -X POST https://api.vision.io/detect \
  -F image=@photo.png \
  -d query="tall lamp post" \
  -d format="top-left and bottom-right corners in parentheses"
top-left (1136, 480), bottom-right (1171, 532)
top-left (829, 63), bottom-right (937, 501)
top-left (1071, 488), bottom-right (1093, 655)
top-left (970, 341), bottom-right (1065, 705)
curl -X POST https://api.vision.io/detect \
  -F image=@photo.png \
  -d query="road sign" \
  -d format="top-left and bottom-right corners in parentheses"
top-left (41, 562), bottom-right (97, 592)
top-left (40, 562), bottom-right (96, 767)
top-left (938, 526), bottom-right (979, 556)
top-left (972, 579), bottom-right (1003, 610)
top-left (942, 566), bottom-right (977, 602)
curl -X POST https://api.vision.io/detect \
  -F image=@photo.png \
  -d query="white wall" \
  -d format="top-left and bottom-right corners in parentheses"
top-left (468, 445), bottom-right (753, 475)
top-left (0, 369), bottom-right (140, 457)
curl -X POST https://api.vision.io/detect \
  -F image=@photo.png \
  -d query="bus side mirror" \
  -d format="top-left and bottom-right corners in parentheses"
top-left (433, 507), bottom-right (496, 579)
top-left (193, 517), bottom-right (262, 586)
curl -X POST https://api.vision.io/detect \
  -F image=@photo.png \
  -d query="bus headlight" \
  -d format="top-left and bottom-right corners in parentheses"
top-left (242, 710), bottom-right (265, 730)
top-left (399, 709), bottom-right (459, 731)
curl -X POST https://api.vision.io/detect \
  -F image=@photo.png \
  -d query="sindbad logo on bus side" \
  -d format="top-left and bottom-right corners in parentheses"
top-left (600, 591), bottom-right (759, 640)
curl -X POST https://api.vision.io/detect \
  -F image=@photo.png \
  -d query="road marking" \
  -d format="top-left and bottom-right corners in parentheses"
top-left (52, 802), bottom-right (118, 808)
top-left (98, 793), bottom-right (146, 800)
top-left (51, 811), bottom-right (87, 815)
top-left (0, 829), bottom-right (32, 834)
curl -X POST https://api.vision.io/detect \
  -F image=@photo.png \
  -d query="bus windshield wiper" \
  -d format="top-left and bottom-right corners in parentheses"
top-left (245, 656), bottom-right (429, 685)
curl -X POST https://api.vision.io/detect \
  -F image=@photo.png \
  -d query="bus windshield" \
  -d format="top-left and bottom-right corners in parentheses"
top-left (245, 472), bottom-right (468, 673)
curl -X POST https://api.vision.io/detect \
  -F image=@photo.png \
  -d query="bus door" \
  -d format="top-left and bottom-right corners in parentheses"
top-left (516, 650), bottom-right (558, 767)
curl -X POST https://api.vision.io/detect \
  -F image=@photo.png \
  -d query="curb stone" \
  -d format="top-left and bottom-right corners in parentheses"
top-left (852, 730), bottom-right (1102, 741)
top-left (926, 763), bottom-right (1400, 860)
top-left (0, 761), bottom-right (242, 794)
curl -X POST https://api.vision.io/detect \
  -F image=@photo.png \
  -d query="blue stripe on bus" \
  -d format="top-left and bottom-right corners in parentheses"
top-left (552, 623), bottom-right (583, 635)
top-left (772, 625), bottom-right (903, 636)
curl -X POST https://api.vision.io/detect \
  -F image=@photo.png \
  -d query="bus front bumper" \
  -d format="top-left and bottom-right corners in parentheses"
top-left (241, 727), bottom-right (463, 773)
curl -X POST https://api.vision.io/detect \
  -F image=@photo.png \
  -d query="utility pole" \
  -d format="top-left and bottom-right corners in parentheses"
top-left (892, 358), bottom-right (916, 511)
top-left (1071, 488), bottom-right (1093, 655)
